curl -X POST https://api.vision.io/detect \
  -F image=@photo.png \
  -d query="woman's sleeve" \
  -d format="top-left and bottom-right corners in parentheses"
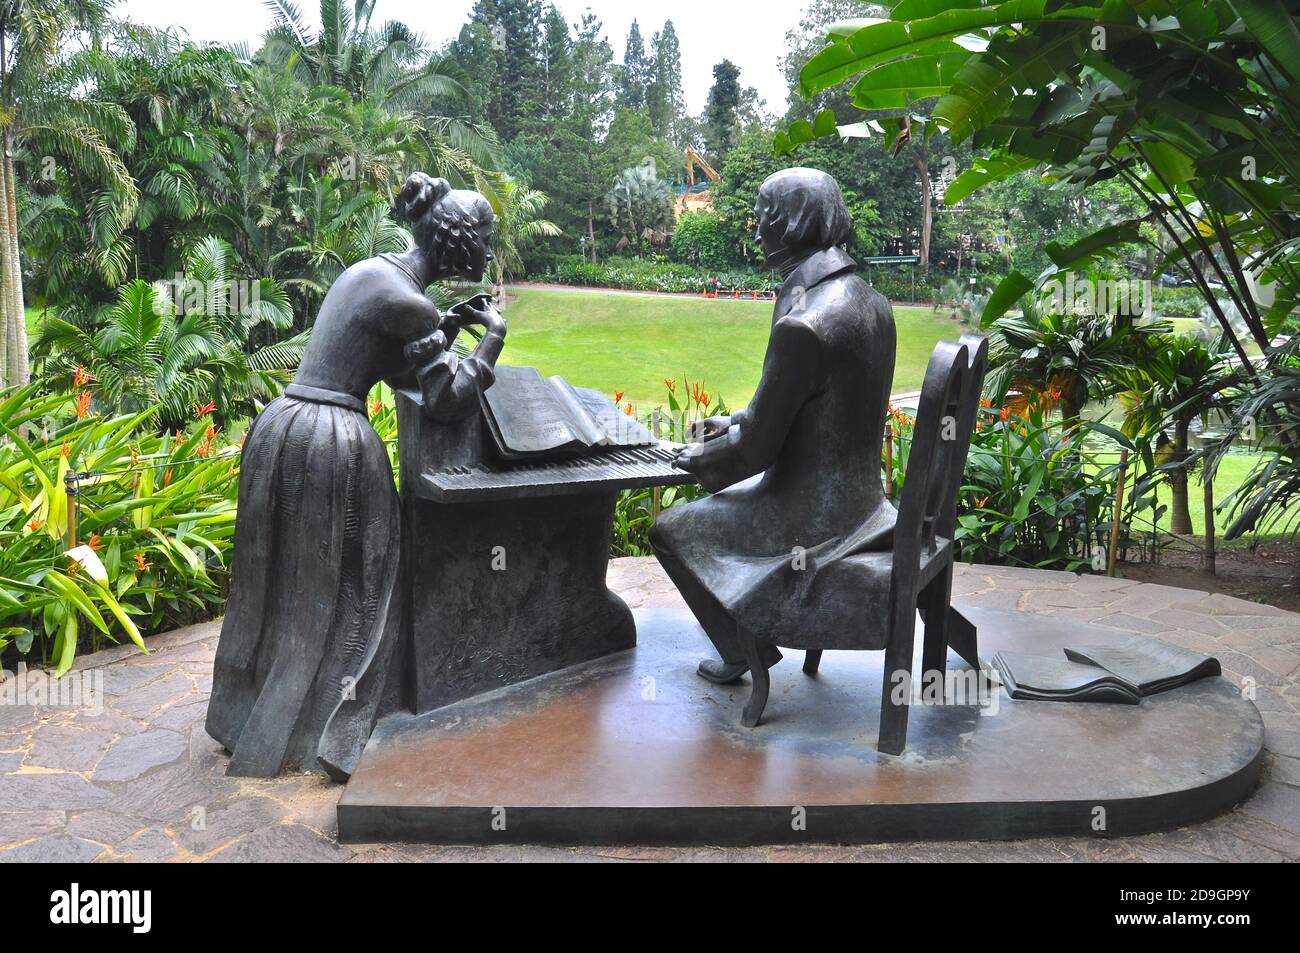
top-left (687, 316), bottom-right (822, 492)
top-left (413, 350), bottom-right (497, 422)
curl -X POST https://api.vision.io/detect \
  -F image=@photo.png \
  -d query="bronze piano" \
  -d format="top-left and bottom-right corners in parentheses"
top-left (395, 389), bottom-right (697, 715)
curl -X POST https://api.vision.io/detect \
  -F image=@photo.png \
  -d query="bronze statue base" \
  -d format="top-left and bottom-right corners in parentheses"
top-left (338, 607), bottom-right (1264, 845)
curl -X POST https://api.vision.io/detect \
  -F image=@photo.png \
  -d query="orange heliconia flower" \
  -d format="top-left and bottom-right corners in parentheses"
top-left (60, 442), bottom-right (71, 458)
top-left (614, 391), bottom-right (624, 404)
top-left (130, 447), bottom-right (140, 468)
top-left (73, 366), bottom-right (94, 388)
top-left (87, 533), bottom-right (102, 552)
top-left (975, 495), bottom-right (989, 509)
top-left (195, 401), bottom-right (216, 417)
top-left (663, 378), bottom-right (676, 392)
top-left (624, 403), bottom-right (635, 416)
top-left (1000, 407), bottom-right (1011, 422)
top-left (370, 398), bottom-right (383, 416)
top-left (163, 469), bottom-right (174, 486)
top-left (134, 553), bottom-right (151, 572)
top-left (74, 389), bottom-right (93, 419)
top-left (27, 516), bottom-right (45, 532)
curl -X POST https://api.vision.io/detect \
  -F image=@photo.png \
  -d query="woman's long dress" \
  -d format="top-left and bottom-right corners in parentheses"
top-left (206, 386), bottom-right (400, 780)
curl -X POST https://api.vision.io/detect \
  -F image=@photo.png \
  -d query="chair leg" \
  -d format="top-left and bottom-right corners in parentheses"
top-left (802, 649), bottom-right (823, 675)
top-left (919, 564), bottom-right (953, 700)
top-left (738, 626), bottom-right (770, 728)
top-left (878, 599), bottom-right (918, 755)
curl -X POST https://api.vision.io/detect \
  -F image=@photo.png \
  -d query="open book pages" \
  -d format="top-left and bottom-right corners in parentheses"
top-left (1063, 636), bottom-right (1222, 696)
top-left (482, 365), bottom-right (655, 461)
top-left (992, 651), bottom-right (1141, 705)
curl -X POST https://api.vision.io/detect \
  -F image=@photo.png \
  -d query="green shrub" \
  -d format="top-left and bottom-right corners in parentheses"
top-left (888, 397), bottom-right (1164, 571)
top-left (549, 256), bottom-right (774, 294)
top-left (1151, 285), bottom-right (1210, 318)
top-left (0, 383), bottom-right (240, 673)
top-left (670, 212), bottom-right (735, 271)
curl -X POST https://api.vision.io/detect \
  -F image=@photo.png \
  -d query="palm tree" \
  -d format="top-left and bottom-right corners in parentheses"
top-left (33, 236), bottom-right (302, 428)
top-left (1115, 334), bottom-right (1234, 536)
top-left (270, 175), bottom-right (410, 317)
top-left (490, 176), bottom-right (560, 293)
top-left (0, 0), bottom-right (134, 387)
top-left (984, 294), bottom-right (1171, 424)
top-left (260, 0), bottom-right (500, 196)
top-left (606, 163), bottom-right (674, 255)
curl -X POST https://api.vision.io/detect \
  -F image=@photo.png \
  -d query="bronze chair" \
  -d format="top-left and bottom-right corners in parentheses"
top-left (736, 333), bottom-right (988, 755)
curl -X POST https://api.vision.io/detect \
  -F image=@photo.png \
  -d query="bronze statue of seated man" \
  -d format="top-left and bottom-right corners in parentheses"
top-left (651, 167), bottom-right (898, 688)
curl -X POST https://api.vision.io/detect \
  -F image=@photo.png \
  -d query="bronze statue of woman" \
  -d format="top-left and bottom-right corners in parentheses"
top-left (207, 173), bottom-right (505, 780)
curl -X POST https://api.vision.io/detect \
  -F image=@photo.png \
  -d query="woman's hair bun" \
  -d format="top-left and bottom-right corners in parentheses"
top-left (399, 173), bottom-right (452, 221)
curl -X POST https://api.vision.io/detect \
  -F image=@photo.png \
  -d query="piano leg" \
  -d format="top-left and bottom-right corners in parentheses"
top-left (400, 489), bottom-right (636, 715)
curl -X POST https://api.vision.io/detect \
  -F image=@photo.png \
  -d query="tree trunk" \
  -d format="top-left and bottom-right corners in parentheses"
top-left (0, 132), bottom-right (10, 384)
top-left (1169, 416), bottom-right (1193, 536)
top-left (2, 133), bottom-right (27, 387)
top-left (913, 150), bottom-right (932, 273)
top-left (587, 199), bottom-right (597, 263)
top-left (1203, 468), bottom-right (1216, 575)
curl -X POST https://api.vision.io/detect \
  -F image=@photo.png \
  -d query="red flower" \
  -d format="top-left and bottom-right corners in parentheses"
top-left (370, 398), bottom-right (383, 416)
top-left (614, 391), bottom-right (624, 404)
top-left (73, 366), bottom-right (94, 388)
top-left (195, 401), bottom-right (216, 418)
top-left (27, 516), bottom-right (44, 532)
top-left (163, 469), bottom-right (174, 486)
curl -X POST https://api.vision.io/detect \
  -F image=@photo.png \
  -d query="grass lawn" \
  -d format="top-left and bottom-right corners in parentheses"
top-left (498, 288), bottom-right (969, 408)
top-left (25, 305), bottom-right (47, 338)
top-left (1129, 451), bottom-right (1286, 540)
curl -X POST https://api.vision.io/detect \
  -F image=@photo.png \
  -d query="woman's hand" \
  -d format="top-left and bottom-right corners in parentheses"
top-left (689, 415), bottom-right (731, 442)
top-left (454, 299), bottom-right (506, 336)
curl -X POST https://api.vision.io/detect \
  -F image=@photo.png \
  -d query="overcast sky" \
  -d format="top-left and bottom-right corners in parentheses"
top-left (115, 0), bottom-right (808, 115)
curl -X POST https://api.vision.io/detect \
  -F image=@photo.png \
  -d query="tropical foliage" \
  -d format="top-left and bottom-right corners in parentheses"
top-left (0, 383), bottom-right (239, 672)
top-left (31, 237), bottom-right (301, 428)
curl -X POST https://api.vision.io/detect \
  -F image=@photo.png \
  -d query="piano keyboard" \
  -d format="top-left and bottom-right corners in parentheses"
top-left (419, 444), bottom-right (698, 502)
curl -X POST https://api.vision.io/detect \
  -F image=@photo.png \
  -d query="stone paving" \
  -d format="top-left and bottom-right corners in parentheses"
top-left (1, 559), bottom-right (1298, 863)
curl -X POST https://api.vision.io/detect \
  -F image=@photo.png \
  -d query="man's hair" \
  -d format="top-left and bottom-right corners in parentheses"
top-left (757, 168), bottom-right (853, 251)
top-left (398, 172), bottom-right (494, 274)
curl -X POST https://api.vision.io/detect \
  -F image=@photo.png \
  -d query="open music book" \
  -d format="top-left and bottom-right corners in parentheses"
top-left (482, 365), bottom-right (656, 461)
top-left (992, 651), bottom-right (1141, 705)
top-left (1064, 637), bottom-right (1222, 696)
top-left (994, 636), bottom-right (1221, 705)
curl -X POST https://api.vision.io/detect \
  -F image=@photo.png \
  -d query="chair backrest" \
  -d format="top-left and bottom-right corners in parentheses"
top-left (936, 333), bottom-right (988, 543)
top-left (893, 341), bottom-right (972, 573)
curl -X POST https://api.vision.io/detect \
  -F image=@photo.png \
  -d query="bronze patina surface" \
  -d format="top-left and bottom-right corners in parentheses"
top-left (338, 606), bottom-right (1263, 845)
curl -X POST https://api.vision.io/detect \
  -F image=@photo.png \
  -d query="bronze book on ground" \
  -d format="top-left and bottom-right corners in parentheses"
top-left (1063, 636), bottom-right (1222, 696)
top-left (481, 365), bottom-right (655, 461)
top-left (992, 651), bottom-right (1141, 704)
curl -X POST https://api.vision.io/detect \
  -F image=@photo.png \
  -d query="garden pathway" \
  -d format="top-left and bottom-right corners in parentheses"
top-left (1, 560), bottom-right (1298, 863)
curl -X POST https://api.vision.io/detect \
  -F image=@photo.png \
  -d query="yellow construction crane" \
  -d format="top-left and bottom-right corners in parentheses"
top-left (677, 143), bottom-right (720, 218)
